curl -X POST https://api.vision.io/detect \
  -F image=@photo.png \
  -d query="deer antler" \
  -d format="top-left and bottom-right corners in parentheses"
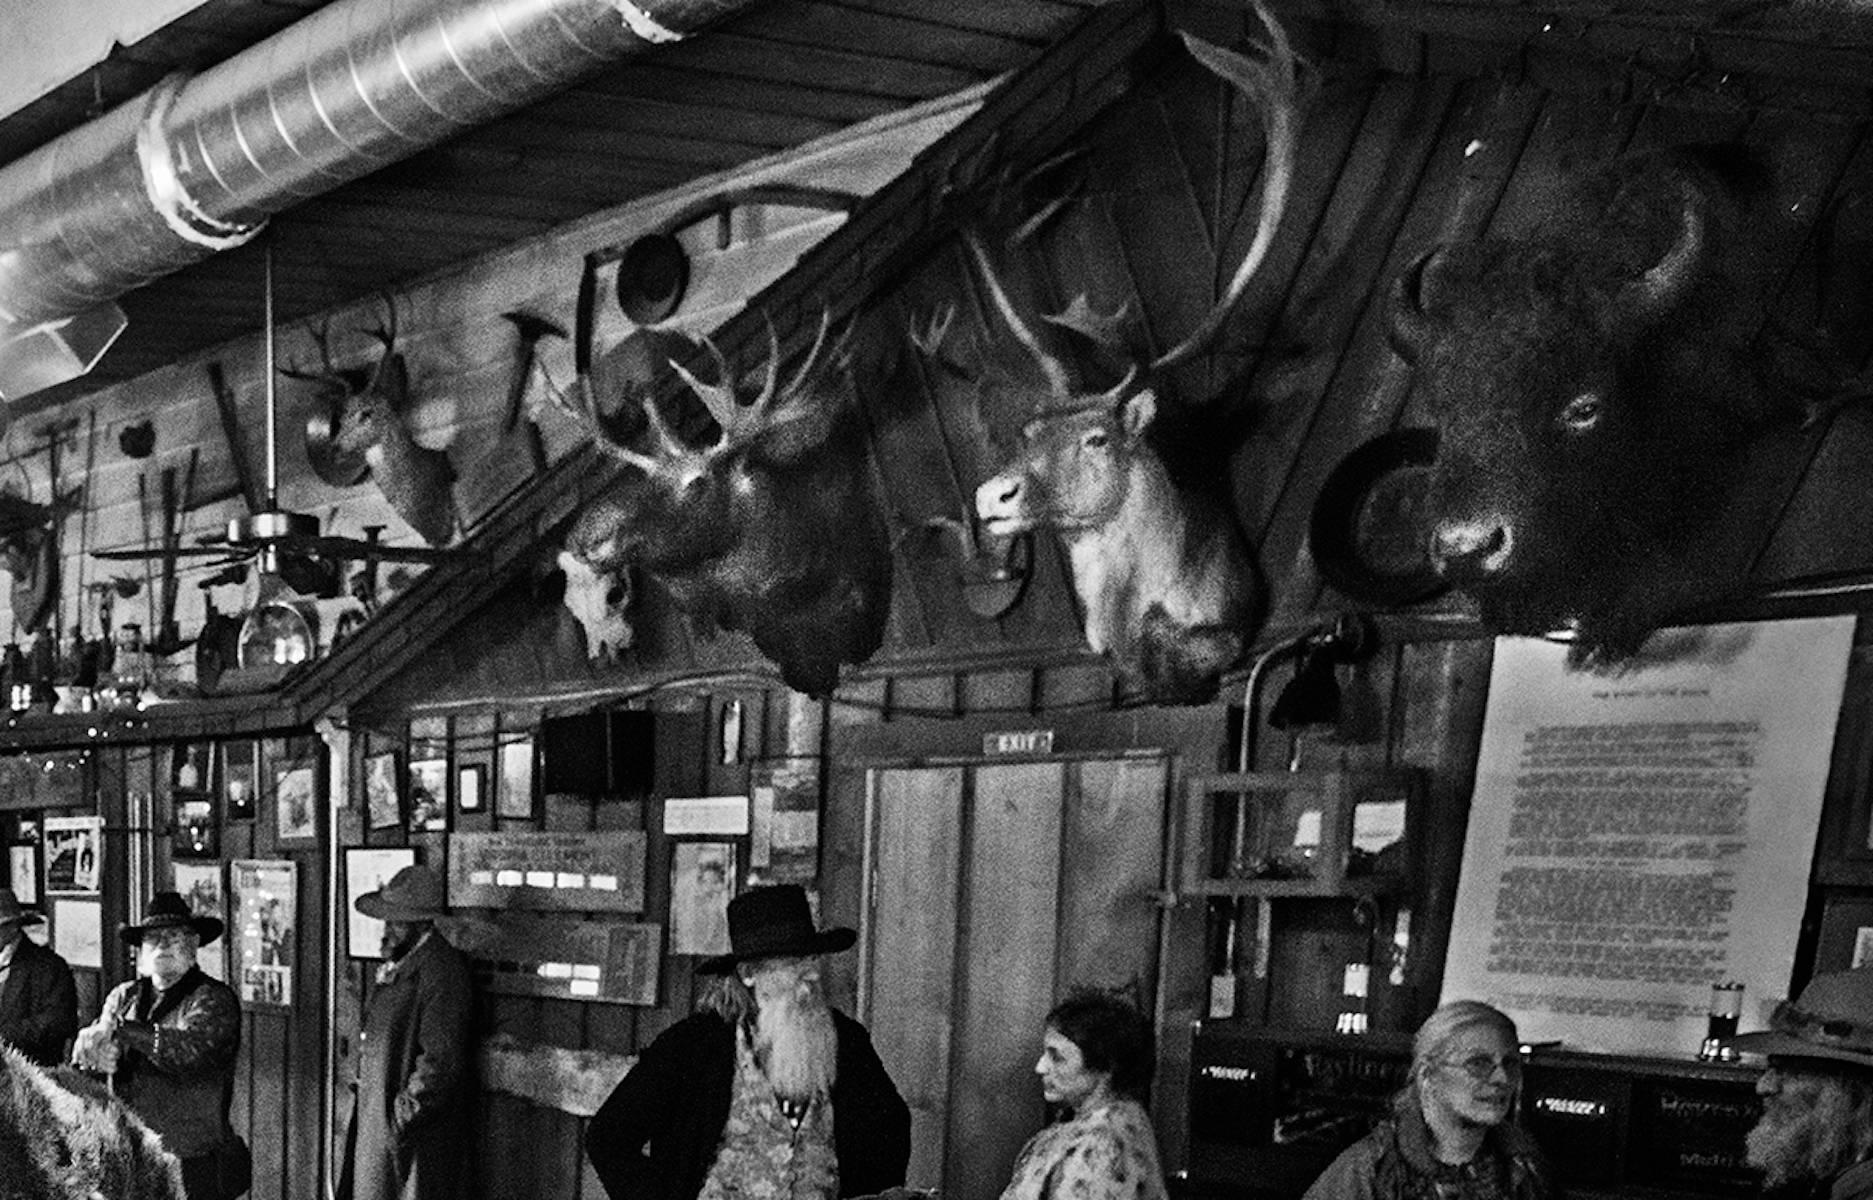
top-left (965, 230), bottom-right (1075, 405)
top-left (667, 312), bottom-right (841, 454)
top-left (543, 354), bottom-right (692, 477)
top-left (1151, 0), bottom-right (1305, 372)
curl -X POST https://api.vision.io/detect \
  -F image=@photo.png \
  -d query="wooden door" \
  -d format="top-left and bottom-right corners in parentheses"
top-left (859, 755), bottom-right (1169, 1200)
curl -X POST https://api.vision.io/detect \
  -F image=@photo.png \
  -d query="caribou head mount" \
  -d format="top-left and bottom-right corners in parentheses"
top-left (553, 316), bottom-right (891, 697)
top-left (968, 0), bottom-right (1302, 704)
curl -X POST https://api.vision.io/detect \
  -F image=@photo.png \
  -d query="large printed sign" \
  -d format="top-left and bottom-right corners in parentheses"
top-left (1442, 617), bottom-right (1853, 1054)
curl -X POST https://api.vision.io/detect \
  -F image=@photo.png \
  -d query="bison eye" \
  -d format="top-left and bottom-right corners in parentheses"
top-left (1083, 430), bottom-right (1109, 449)
top-left (1558, 393), bottom-right (1602, 432)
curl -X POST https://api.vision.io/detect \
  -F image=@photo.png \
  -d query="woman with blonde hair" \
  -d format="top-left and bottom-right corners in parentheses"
top-left (1302, 1001), bottom-right (1552, 1200)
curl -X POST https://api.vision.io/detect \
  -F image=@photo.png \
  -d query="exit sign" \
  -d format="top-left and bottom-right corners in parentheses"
top-left (983, 729), bottom-right (1054, 756)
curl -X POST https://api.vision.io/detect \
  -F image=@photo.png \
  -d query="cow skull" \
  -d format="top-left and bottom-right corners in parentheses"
top-left (558, 550), bottom-right (634, 660)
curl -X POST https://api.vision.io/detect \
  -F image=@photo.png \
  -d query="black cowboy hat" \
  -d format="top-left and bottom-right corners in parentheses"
top-left (120, 890), bottom-right (224, 946)
top-left (697, 884), bottom-right (856, 975)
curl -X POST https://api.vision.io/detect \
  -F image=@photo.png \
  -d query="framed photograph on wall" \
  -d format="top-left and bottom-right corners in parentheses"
top-left (275, 762), bottom-right (319, 846)
top-left (457, 763), bottom-right (486, 813)
top-left (43, 816), bottom-right (102, 895)
top-left (669, 841), bottom-right (736, 957)
top-left (230, 859), bottom-right (296, 1009)
top-left (408, 757), bottom-right (449, 832)
top-left (50, 897), bottom-right (101, 969)
top-left (345, 847), bottom-right (417, 960)
top-left (222, 740), bottom-right (258, 822)
top-left (173, 862), bottom-right (228, 981)
top-left (497, 737), bottom-right (535, 820)
top-left (364, 751), bottom-right (402, 831)
top-left (8, 844), bottom-right (36, 904)
top-left (171, 742), bottom-right (213, 796)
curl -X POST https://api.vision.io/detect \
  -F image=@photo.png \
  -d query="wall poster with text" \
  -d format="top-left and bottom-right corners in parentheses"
top-left (1442, 617), bottom-right (1853, 1054)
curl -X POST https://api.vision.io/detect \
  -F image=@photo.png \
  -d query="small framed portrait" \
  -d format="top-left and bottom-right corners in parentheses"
top-left (457, 763), bottom-right (486, 814)
top-left (408, 757), bottom-right (449, 833)
top-left (497, 736), bottom-right (535, 820)
top-left (230, 859), bottom-right (296, 1009)
top-left (275, 762), bottom-right (319, 846)
top-left (364, 751), bottom-right (402, 831)
top-left (171, 742), bottom-right (213, 796)
top-left (173, 862), bottom-right (228, 981)
top-left (222, 740), bottom-right (258, 822)
top-left (8, 844), bottom-right (37, 904)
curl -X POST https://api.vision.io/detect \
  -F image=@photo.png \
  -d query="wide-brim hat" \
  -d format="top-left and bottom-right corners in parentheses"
top-left (0, 887), bottom-right (44, 930)
top-left (120, 890), bottom-right (223, 946)
top-left (698, 884), bottom-right (856, 975)
top-left (355, 864), bottom-right (449, 922)
top-left (1728, 967), bottom-right (1873, 1069)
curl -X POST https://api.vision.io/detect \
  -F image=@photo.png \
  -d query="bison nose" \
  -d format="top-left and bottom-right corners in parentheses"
top-left (1431, 520), bottom-right (1511, 576)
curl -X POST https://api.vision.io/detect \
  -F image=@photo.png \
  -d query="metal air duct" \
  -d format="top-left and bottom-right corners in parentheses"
top-left (0, 0), bottom-right (762, 397)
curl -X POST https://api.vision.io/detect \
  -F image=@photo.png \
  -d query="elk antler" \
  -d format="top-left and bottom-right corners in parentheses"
top-left (1151, 0), bottom-right (1305, 372)
top-left (965, 230), bottom-right (1076, 405)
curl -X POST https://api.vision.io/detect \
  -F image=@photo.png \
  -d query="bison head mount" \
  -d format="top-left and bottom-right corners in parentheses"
top-left (1389, 145), bottom-right (1834, 667)
top-left (964, 0), bottom-right (1303, 705)
top-left (552, 316), bottom-right (891, 697)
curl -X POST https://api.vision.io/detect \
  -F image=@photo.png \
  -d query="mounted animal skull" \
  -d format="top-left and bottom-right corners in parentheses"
top-left (1388, 145), bottom-right (1830, 665)
top-left (558, 550), bottom-right (634, 660)
top-left (968, 0), bottom-right (1301, 704)
top-left (551, 316), bottom-right (891, 697)
top-left (290, 305), bottom-right (460, 547)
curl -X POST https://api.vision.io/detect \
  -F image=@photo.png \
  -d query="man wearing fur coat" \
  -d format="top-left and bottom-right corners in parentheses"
top-left (337, 864), bottom-right (475, 1200)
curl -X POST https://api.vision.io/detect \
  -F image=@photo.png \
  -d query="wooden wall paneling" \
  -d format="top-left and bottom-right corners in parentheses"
top-left (283, 732), bottom-right (326, 1200)
top-left (1253, 76), bottom-right (1533, 626)
top-left (527, 791), bottom-right (598, 1200)
top-left (948, 760), bottom-right (1064, 1200)
top-left (1814, 628), bottom-right (1873, 886)
top-left (820, 729), bottom-right (868, 1012)
top-left (865, 766), bottom-right (966, 1192)
top-left (1392, 637), bottom-right (1494, 1015)
top-left (1055, 756), bottom-right (1168, 996)
top-left (93, 747), bottom-right (129, 997)
top-left (638, 703), bottom-right (706, 1043)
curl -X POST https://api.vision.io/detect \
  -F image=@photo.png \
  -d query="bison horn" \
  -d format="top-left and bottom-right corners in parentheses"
top-left (1387, 246), bottom-right (1446, 363)
top-left (1620, 184), bottom-right (1705, 321)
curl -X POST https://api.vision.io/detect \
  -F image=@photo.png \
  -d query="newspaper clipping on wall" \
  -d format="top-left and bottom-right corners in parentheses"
top-left (1441, 617), bottom-right (1854, 1054)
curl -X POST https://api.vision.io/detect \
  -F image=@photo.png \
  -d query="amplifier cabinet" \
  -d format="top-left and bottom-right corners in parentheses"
top-left (1183, 1028), bottom-right (1763, 1200)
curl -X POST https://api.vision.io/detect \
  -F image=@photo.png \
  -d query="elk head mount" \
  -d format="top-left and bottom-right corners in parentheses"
top-left (549, 308), bottom-right (892, 697)
top-left (965, 0), bottom-right (1303, 704)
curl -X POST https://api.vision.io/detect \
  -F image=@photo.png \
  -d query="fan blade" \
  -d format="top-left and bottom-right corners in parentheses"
top-left (93, 545), bottom-right (253, 561)
top-left (295, 535), bottom-right (474, 563)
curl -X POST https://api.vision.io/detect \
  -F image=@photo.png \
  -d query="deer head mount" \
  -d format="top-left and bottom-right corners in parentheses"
top-left (289, 303), bottom-right (459, 547)
top-left (963, 0), bottom-right (1303, 704)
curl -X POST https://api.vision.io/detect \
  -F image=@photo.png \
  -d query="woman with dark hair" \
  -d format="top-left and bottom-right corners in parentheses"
top-left (1302, 1001), bottom-right (1553, 1200)
top-left (999, 988), bottom-right (1167, 1200)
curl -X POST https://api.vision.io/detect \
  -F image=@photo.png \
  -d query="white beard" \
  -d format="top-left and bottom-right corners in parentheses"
top-left (1748, 1081), bottom-right (1863, 1189)
top-left (752, 981), bottom-right (839, 1104)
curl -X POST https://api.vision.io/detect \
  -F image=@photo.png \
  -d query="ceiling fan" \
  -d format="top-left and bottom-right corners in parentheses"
top-left (93, 243), bottom-right (469, 601)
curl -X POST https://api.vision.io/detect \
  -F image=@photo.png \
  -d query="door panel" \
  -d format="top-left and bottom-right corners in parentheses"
top-left (862, 755), bottom-right (1168, 1200)
top-left (864, 766), bottom-right (966, 1190)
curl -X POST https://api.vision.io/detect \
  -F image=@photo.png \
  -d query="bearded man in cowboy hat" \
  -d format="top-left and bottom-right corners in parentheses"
top-left (589, 883), bottom-right (911, 1200)
top-left (1729, 966), bottom-right (1873, 1199)
top-left (0, 885), bottom-right (76, 1066)
top-left (72, 890), bottom-right (245, 1200)
top-left (337, 863), bottom-right (475, 1200)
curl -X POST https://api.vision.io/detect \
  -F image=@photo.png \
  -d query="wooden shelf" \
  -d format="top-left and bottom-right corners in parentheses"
top-left (1180, 768), bottom-right (1423, 899)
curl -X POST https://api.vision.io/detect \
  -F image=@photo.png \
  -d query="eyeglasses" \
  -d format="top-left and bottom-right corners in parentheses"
top-left (1440, 1052), bottom-right (1523, 1082)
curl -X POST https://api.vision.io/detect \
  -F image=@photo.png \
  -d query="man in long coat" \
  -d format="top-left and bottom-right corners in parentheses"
top-left (338, 864), bottom-right (475, 1200)
top-left (0, 886), bottom-right (77, 1065)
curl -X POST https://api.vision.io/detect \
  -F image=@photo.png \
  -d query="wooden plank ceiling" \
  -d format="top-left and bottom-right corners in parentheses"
top-left (0, 0), bottom-right (1104, 419)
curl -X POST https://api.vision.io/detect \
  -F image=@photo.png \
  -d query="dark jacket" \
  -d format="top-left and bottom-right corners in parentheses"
top-left (1303, 1092), bottom-right (1551, 1200)
top-left (94, 966), bottom-right (243, 1161)
top-left (338, 932), bottom-right (475, 1200)
top-left (0, 937), bottom-right (78, 1066)
top-left (587, 1009), bottom-right (911, 1200)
